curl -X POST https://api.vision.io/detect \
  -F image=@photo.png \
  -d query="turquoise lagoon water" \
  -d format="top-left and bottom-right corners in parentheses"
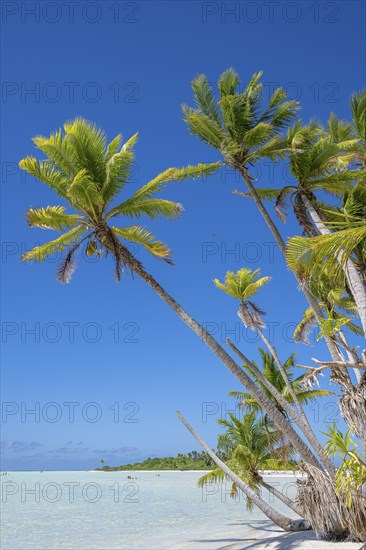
top-left (1, 471), bottom-right (300, 549)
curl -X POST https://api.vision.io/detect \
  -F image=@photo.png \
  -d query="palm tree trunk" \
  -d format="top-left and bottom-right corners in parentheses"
top-left (338, 329), bottom-right (362, 384)
top-left (254, 324), bottom-right (310, 421)
top-left (226, 339), bottom-right (336, 477)
top-left (124, 250), bottom-right (324, 471)
top-left (239, 168), bottom-right (348, 371)
top-left (256, 475), bottom-right (304, 516)
top-left (253, 324), bottom-right (336, 466)
top-left (177, 411), bottom-right (311, 532)
top-left (301, 193), bottom-right (366, 340)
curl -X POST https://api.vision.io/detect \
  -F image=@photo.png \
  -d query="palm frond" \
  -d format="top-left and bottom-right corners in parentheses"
top-left (191, 74), bottom-right (220, 122)
top-left (19, 156), bottom-right (69, 198)
top-left (22, 225), bottom-right (86, 262)
top-left (287, 220), bottom-right (366, 279)
top-left (218, 67), bottom-right (240, 97)
top-left (107, 198), bottom-right (184, 221)
top-left (102, 148), bottom-right (134, 203)
top-left (67, 169), bottom-right (103, 213)
top-left (112, 225), bottom-right (172, 260)
top-left (64, 118), bottom-right (107, 187)
top-left (33, 129), bottom-right (76, 178)
top-left (26, 206), bottom-right (82, 231)
top-left (182, 106), bottom-right (227, 149)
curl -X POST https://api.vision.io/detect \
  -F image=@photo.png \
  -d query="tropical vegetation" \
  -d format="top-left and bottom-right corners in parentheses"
top-left (20, 69), bottom-right (366, 541)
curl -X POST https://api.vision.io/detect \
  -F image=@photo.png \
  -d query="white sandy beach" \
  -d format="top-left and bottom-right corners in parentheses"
top-left (2, 471), bottom-right (364, 550)
top-left (178, 527), bottom-right (362, 550)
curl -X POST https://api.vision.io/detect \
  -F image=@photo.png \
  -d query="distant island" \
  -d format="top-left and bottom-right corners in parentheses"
top-left (95, 451), bottom-right (298, 472)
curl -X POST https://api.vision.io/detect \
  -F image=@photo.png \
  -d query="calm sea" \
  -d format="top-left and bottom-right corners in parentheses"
top-left (1, 470), bottom-right (300, 549)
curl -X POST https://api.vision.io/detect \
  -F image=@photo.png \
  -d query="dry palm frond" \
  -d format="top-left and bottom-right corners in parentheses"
top-left (339, 376), bottom-right (366, 443)
top-left (298, 464), bottom-right (366, 541)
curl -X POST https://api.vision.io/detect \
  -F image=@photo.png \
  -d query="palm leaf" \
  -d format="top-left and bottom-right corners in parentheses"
top-left (67, 169), bottom-right (103, 212)
top-left (182, 106), bottom-right (227, 149)
top-left (102, 148), bottom-right (134, 203)
top-left (191, 74), bottom-right (220, 122)
top-left (22, 225), bottom-right (86, 262)
top-left (19, 157), bottom-right (69, 198)
top-left (64, 118), bottom-right (107, 187)
top-left (107, 198), bottom-right (184, 221)
top-left (26, 206), bottom-right (82, 231)
top-left (112, 225), bottom-right (171, 260)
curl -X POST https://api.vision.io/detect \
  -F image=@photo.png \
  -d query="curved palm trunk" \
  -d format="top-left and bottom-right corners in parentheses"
top-left (253, 324), bottom-right (335, 466)
top-left (125, 253), bottom-right (324, 471)
top-left (338, 329), bottom-right (363, 384)
top-left (257, 475), bottom-right (304, 516)
top-left (226, 339), bottom-right (336, 477)
top-left (239, 169), bottom-right (348, 373)
top-left (301, 193), bottom-right (366, 341)
top-left (177, 411), bottom-right (311, 532)
top-left (255, 324), bottom-right (311, 423)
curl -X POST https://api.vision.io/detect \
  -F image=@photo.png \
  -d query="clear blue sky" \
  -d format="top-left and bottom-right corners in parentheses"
top-left (1, 0), bottom-right (365, 470)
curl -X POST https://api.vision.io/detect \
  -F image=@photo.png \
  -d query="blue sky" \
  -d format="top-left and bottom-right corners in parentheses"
top-left (1, 0), bottom-right (365, 470)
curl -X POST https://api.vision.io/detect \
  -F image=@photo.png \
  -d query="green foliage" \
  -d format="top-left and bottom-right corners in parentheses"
top-left (21, 118), bottom-right (220, 282)
top-left (322, 424), bottom-right (366, 507)
top-left (183, 68), bottom-right (299, 168)
top-left (214, 268), bottom-right (270, 303)
top-left (26, 206), bottom-right (82, 231)
top-left (198, 410), bottom-right (297, 510)
top-left (229, 349), bottom-right (333, 414)
top-left (96, 451), bottom-right (217, 471)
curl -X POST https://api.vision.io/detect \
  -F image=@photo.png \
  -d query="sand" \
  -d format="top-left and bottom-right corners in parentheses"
top-left (219, 528), bottom-right (363, 550)
top-left (180, 527), bottom-right (363, 550)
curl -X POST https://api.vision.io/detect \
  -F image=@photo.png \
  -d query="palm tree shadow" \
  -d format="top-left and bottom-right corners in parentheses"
top-left (186, 527), bottom-right (329, 550)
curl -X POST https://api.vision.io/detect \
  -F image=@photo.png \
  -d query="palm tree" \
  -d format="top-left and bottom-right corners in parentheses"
top-left (20, 119), bottom-right (221, 279)
top-left (214, 268), bottom-right (304, 407)
top-left (297, 424), bottom-right (366, 540)
top-left (213, 268), bottom-right (335, 472)
top-left (229, 349), bottom-right (333, 463)
top-left (282, 121), bottom-right (366, 337)
top-left (177, 411), bottom-right (309, 532)
top-left (182, 68), bottom-right (343, 366)
top-left (20, 118), bottom-right (325, 475)
top-left (198, 411), bottom-right (302, 514)
top-left (229, 349), bottom-right (333, 416)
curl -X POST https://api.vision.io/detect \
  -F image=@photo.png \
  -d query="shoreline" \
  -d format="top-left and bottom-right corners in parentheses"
top-left (220, 528), bottom-right (363, 550)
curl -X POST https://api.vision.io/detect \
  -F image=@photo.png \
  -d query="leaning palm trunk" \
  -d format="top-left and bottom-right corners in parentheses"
top-left (177, 411), bottom-right (311, 532)
top-left (254, 322), bottom-right (313, 431)
top-left (298, 464), bottom-right (366, 541)
top-left (300, 195), bottom-right (366, 439)
top-left (226, 339), bottom-right (336, 477)
top-left (301, 194), bottom-right (366, 341)
top-left (338, 373), bottom-right (366, 446)
top-left (239, 168), bottom-right (348, 373)
top-left (338, 329), bottom-right (363, 384)
top-left (117, 241), bottom-right (325, 471)
top-left (255, 474), bottom-right (304, 516)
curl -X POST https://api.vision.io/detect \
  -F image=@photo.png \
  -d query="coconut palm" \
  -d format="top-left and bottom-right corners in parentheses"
top-left (229, 349), bottom-right (333, 463)
top-left (287, 187), bottom-right (366, 288)
top-left (229, 349), bottom-right (333, 416)
top-left (197, 411), bottom-right (301, 514)
top-left (350, 90), bottom-right (366, 168)
top-left (282, 121), bottom-right (366, 337)
top-left (214, 268), bottom-right (313, 416)
top-left (298, 424), bottom-right (366, 540)
top-left (21, 118), bottom-right (326, 479)
top-left (213, 268), bottom-right (336, 475)
top-left (183, 68), bottom-right (343, 365)
top-left (178, 411), bottom-right (309, 532)
top-left (20, 118), bottom-right (222, 280)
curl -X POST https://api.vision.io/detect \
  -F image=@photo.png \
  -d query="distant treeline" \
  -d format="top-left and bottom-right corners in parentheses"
top-left (96, 451), bottom-right (298, 471)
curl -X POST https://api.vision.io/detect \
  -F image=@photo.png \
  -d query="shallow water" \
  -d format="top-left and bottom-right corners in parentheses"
top-left (1, 470), bottom-right (300, 549)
